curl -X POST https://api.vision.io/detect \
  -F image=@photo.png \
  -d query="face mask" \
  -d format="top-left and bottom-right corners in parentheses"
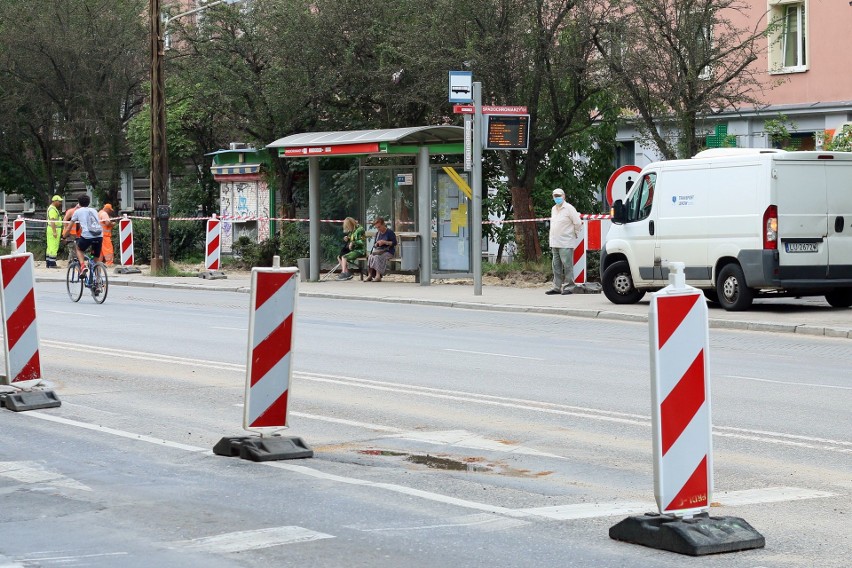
top-left (553, 197), bottom-right (564, 205)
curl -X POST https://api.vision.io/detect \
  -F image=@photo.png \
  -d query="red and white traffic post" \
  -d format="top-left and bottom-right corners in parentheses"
top-left (649, 263), bottom-right (712, 516)
top-left (213, 256), bottom-right (312, 461)
top-left (609, 262), bottom-right (764, 555)
top-left (206, 214), bottom-right (222, 270)
top-left (199, 214), bottom-right (226, 279)
top-left (571, 222), bottom-right (586, 285)
top-left (115, 215), bottom-right (141, 274)
top-left (12, 216), bottom-right (26, 254)
top-left (0, 253), bottom-right (61, 411)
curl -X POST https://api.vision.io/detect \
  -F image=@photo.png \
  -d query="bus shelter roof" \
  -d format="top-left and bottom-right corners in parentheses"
top-left (267, 125), bottom-right (464, 157)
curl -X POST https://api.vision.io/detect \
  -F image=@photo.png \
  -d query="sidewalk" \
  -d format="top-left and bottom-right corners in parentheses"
top-left (34, 267), bottom-right (852, 339)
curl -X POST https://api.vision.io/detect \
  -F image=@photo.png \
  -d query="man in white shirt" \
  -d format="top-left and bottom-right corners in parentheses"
top-left (61, 194), bottom-right (103, 274)
top-left (546, 188), bottom-right (582, 295)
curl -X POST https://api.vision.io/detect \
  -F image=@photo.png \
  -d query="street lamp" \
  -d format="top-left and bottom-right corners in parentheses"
top-left (149, 0), bottom-right (245, 272)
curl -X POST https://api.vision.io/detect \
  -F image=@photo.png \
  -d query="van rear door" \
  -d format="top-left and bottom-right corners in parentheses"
top-left (775, 162), bottom-right (829, 279)
top-left (825, 161), bottom-right (852, 279)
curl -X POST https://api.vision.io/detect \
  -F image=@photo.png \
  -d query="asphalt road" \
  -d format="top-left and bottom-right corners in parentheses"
top-left (0, 282), bottom-right (849, 567)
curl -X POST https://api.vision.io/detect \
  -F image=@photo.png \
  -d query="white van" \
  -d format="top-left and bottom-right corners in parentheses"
top-left (601, 149), bottom-right (852, 311)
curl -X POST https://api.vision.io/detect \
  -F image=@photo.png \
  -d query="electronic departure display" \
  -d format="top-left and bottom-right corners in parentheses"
top-left (485, 114), bottom-right (530, 151)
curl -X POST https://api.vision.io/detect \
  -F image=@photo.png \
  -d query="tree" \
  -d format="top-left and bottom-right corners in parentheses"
top-left (593, 0), bottom-right (770, 159)
top-left (464, 0), bottom-right (612, 260)
top-left (0, 0), bottom-right (147, 204)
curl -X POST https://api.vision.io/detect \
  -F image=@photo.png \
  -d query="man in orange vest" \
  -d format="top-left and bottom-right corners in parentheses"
top-left (98, 203), bottom-right (116, 265)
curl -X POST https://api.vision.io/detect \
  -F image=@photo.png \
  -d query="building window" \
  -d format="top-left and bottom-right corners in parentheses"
top-left (782, 4), bottom-right (805, 67)
top-left (769, 1), bottom-right (807, 73)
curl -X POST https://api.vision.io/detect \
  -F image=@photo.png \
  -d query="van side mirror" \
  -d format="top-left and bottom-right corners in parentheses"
top-left (612, 200), bottom-right (626, 224)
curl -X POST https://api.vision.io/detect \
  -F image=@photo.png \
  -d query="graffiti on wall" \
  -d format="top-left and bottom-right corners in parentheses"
top-left (219, 179), bottom-right (270, 252)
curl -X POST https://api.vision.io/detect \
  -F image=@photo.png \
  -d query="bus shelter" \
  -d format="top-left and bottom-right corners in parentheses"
top-left (267, 126), bottom-right (469, 284)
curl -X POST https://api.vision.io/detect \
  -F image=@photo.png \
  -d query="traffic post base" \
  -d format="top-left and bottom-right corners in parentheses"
top-left (114, 266), bottom-right (141, 275)
top-left (197, 270), bottom-right (227, 280)
top-left (609, 512), bottom-right (765, 556)
top-left (0, 388), bottom-right (61, 412)
top-left (213, 435), bottom-right (313, 462)
top-left (570, 282), bottom-right (602, 294)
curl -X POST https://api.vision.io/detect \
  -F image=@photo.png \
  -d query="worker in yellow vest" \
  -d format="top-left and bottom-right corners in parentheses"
top-left (98, 203), bottom-right (116, 266)
top-left (46, 195), bottom-right (63, 268)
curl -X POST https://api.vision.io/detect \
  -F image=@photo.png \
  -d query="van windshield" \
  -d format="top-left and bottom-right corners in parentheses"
top-left (624, 173), bottom-right (656, 222)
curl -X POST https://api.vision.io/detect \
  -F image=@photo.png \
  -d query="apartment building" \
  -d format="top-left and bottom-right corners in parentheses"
top-left (615, 0), bottom-right (852, 167)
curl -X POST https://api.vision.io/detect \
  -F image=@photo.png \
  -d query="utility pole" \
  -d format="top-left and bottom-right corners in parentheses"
top-left (149, 0), bottom-right (169, 272)
top-left (148, 0), bottom-right (243, 272)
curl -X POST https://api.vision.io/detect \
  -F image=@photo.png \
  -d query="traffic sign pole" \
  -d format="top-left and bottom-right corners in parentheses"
top-left (472, 82), bottom-right (482, 296)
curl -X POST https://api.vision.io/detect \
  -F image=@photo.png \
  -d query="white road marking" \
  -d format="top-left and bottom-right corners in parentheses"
top-left (17, 552), bottom-right (128, 564)
top-left (43, 310), bottom-right (102, 318)
top-left (212, 326), bottom-right (246, 331)
top-left (384, 429), bottom-right (565, 459)
top-left (35, 343), bottom-right (852, 453)
top-left (352, 513), bottom-right (530, 533)
top-left (713, 487), bottom-right (836, 506)
top-left (519, 487), bottom-right (836, 520)
top-left (173, 526), bottom-right (333, 553)
top-left (444, 348), bottom-right (542, 361)
top-left (19, 412), bottom-right (837, 522)
top-left (25, 413), bottom-right (208, 453)
top-left (724, 374), bottom-right (852, 391)
top-left (290, 412), bottom-right (404, 433)
top-left (0, 461), bottom-right (90, 491)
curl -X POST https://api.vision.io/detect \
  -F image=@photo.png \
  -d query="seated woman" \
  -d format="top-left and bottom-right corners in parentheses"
top-left (337, 217), bottom-right (365, 280)
top-left (367, 217), bottom-right (397, 282)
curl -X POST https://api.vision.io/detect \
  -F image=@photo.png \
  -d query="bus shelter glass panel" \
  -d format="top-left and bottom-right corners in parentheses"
top-left (364, 167), bottom-right (417, 235)
top-left (433, 168), bottom-right (471, 271)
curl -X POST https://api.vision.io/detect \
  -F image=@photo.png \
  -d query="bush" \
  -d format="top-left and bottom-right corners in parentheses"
top-left (278, 222), bottom-right (309, 265)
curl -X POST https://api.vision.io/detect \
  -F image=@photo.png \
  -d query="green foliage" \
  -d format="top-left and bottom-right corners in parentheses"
top-left (230, 222), bottom-right (310, 269)
top-left (278, 222), bottom-right (310, 266)
top-left (0, 0), bottom-right (147, 203)
top-left (765, 115), bottom-right (798, 150)
top-left (826, 124), bottom-right (852, 152)
top-left (231, 235), bottom-right (278, 269)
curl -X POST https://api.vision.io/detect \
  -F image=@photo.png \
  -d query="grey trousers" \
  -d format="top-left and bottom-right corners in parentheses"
top-left (552, 247), bottom-right (576, 290)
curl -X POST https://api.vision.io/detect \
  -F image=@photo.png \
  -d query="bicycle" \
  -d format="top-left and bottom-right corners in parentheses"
top-left (66, 254), bottom-right (109, 304)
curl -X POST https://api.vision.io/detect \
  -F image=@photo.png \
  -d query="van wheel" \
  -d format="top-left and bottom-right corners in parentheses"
top-left (716, 264), bottom-right (753, 311)
top-left (703, 289), bottom-right (719, 304)
top-left (825, 289), bottom-right (852, 308)
top-left (602, 260), bottom-right (645, 304)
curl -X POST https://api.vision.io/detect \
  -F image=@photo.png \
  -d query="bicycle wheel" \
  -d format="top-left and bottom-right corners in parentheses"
top-left (90, 262), bottom-right (109, 304)
top-left (66, 261), bottom-right (83, 302)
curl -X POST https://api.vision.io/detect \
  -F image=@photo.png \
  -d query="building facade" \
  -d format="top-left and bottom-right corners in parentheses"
top-left (615, 0), bottom-right (852, 168)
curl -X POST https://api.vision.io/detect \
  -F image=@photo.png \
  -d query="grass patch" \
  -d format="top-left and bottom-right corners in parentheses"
top-left (151, 264), bottom-right (198, 277)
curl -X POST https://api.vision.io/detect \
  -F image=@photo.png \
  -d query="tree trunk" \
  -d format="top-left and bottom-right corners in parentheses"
top-left (510, 184), bottom-right (541, 261)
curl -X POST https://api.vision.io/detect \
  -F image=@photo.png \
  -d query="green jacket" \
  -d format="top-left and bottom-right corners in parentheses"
top-left (348, 225), bottom-right (366, 256)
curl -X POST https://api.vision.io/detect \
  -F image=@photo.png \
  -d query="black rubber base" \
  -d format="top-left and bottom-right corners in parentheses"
top-left (609, 512), bottom-right (765, 556)
top-left (198, 270), bottom-right (227, 280)
top-left (0, 389), bottom-right (61, 412)
top-left (213, 435), bottom-right (313, 461)
top-left (113, 266), bottom-right (141, 274)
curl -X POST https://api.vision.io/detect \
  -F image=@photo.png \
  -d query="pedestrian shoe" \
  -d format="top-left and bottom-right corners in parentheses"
top-left (545, 289), bottom-right (561, 295)
top-left (561, 288), bottom-right (573, 295)
top-left (336, 272), bottom-right (350, 280)
top-left (365, 276), bottom-right (374, 282)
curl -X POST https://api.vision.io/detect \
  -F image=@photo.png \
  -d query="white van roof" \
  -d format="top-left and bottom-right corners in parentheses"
top-left (692, 148), bottom-right (785, 159)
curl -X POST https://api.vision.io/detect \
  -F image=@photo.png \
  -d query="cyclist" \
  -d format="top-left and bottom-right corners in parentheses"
top-left (61, 194), bottom-right (103, 277)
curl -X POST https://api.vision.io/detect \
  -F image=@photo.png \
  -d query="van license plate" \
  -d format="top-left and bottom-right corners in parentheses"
top-left (785, 242), bottom-right (819, 253)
